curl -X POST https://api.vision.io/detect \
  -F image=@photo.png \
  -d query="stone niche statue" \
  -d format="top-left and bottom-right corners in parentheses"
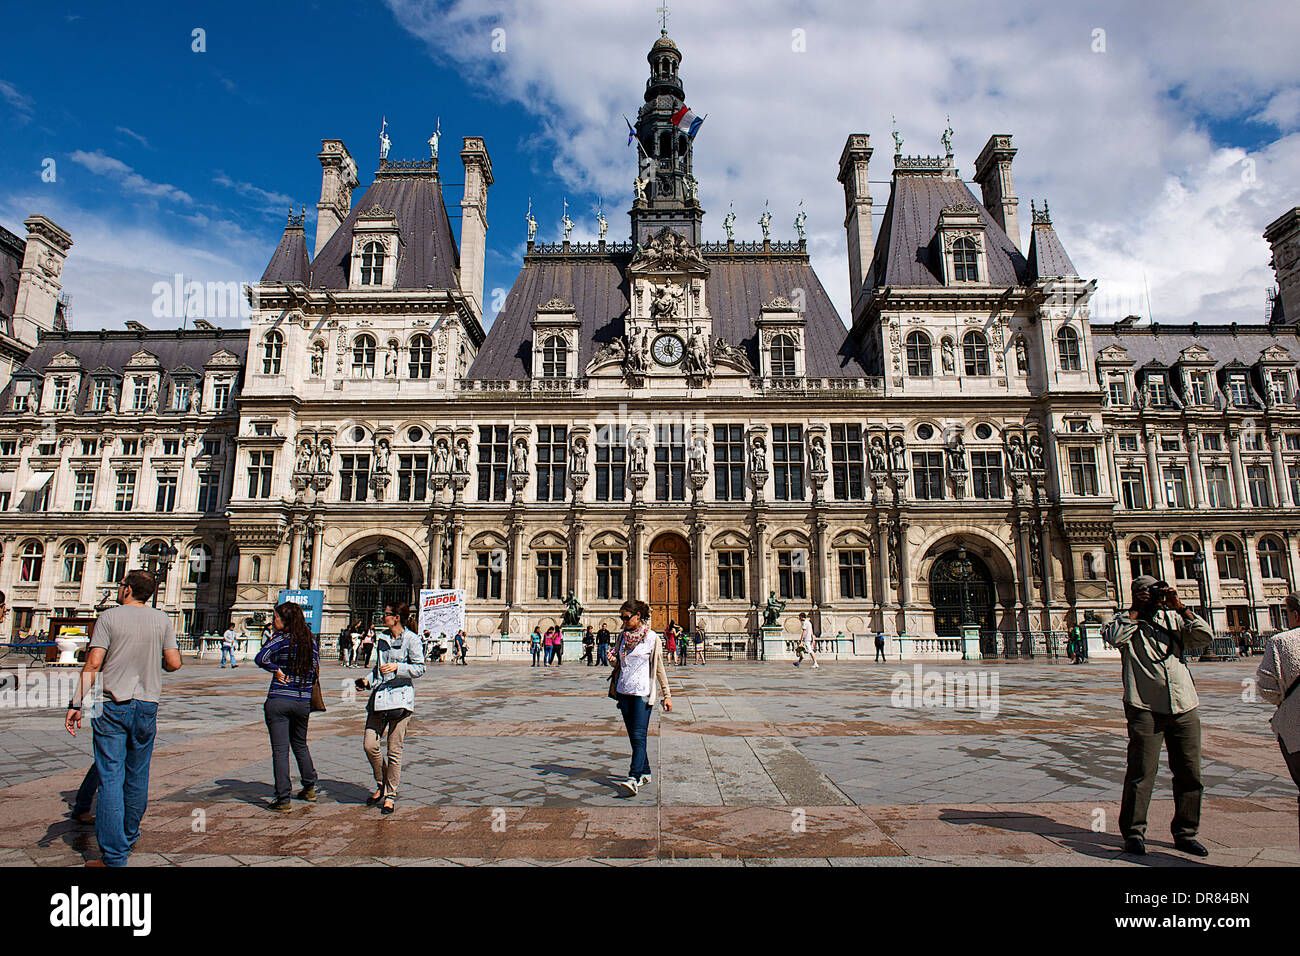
top-left (511, 437), bottom-right (528, 473)
top-left (311, 343), bottom-right (324, 377)
top-left (569, 436), bottom-right (588, 474)
top-left (685, 327), bottom-right (710, 375)
top-left (295, 437), bottom-right (314, 474)
top-left (453, 438), bottom-right (470, 474)
top-left (375, 438), bottom-right (392, 472)
top-left (749, 437), bottom-right (767, 473)
top-left (809, 435), bottom-right (826, 473)
top-left (762, 591), bottom-right (785, 627)
top-left (650, 281), bottom-right (684, 321)
top-left (1008, 435), bottom-right (1027, 471)
top-left (434, 438), bottom-right (451, 474)
top-left (941, 338), bottom-right (955, 374)
top-left (384, 344), bottom-right (398, 378)
top-left (870, 436), bottom-right (888, 474)
top-left (947, 434), bottom-right (966, 471)
top-left (561, 589), bottom-right (584, 626)
top-left (689, 434), bottom-right (707, 474)
top-left (315, 438), bottom-right (334, 474)
top-left (1028, 436), bottom-right (1045, 471)
top-left (630, 435), bottom-right (648, 472)
top-left (889, 435), bottom-right (907, 472)
top-left (1015, 337), bottom-right (1029, 374)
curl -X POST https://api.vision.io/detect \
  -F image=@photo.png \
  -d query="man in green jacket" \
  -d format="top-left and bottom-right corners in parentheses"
top-left (1102, 574), bottom-right (1213, 857)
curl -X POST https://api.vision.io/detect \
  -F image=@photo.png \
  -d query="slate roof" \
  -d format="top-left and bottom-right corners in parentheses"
top-left (1090, 323), bottom-right (1300, 371)
top-left (466, 250), bottom-right (870, 380)
top-left (261, 219), bottom-right (310, 284)
top-left (1026, 218), bottom-right (1078, 280)
top-left (868, 171), bottom-right (1030, 288)
top-left (306, 165), bottom-right (460, 291)
top-left (0, 330), bottom-right (248, 412)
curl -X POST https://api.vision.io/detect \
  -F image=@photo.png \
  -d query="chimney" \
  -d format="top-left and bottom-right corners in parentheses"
top-left (837, 134), bottom-right (874, 312)
top-left (12, 215), bottom-right (72, 347)
top-left (314, 139), bottom-right (358, 257)
top-left (1264, 206), bottom-right (1300, 326)
top-left (459, 136), bottom-right (494, 320)
top-left (974, 134), bottom-right (1021, 251)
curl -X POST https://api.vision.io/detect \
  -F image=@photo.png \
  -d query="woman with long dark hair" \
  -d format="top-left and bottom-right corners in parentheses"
top-left (608, 599), bottom-right (671, 796)
top-left (254, 602), bottom-right (320, 811)
top-left (356, 602), bottom-right (425, 815)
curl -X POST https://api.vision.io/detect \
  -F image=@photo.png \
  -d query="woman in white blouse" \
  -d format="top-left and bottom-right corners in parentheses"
top-left (1255, 592), bottom-right (1300, 848)
top-left (608, 599), bottom-right (671, 795)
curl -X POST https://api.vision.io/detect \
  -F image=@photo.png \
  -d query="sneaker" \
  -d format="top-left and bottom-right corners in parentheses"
top-left (812, 663), bottom-right (820, 668)
top-left (267, 798), bottom-right (293, 812)
top-left (297, 786), bottom-right (318, 802)
top-left (617, 777), bottom-right (640, 796)
top-left (637, 774), bottom-right (652, 787)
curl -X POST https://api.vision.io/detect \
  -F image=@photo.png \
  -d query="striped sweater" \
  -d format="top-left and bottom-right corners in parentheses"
top-left (254, 632), bottom-right (319, 701)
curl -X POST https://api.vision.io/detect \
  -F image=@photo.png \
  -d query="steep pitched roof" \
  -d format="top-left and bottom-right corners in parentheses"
top-left (868, 170), bottom-right (1029, 288)
top-left (1025, 214), bottom-right (1078, 280)
top-left (1090, 323), bottom-right (1300, 372)
top-left (466, 250), bottom-right (869, 380)
top-left (307, 165), bottom-right (460, 291)
top-left (261, 216), bottom-right (310, 284)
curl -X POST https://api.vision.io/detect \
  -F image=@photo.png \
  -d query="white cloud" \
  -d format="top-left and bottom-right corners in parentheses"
top-left (212, 172), bottom-right (299, 217)
top-left (384, 0), bottom-right (1300, 326)
top-left (114, 126), bottom-right (153, 149)
top-left (69, 150), bottom-right (193, 205)
top-left (0, 79), bottom-right (33, 120)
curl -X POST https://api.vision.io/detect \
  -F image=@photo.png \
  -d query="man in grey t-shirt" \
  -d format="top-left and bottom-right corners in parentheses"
top-left (65, 569), bottom-right (182, 867)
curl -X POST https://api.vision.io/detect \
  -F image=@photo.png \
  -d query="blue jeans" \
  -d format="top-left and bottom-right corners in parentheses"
top-left (73, 763), bottom-right (100, 815)
top-left (92, 699), bottom-right (159, 867)
top-left (220, 646), bottom-right (236, 667)
top-left (616, 693), bottom-right (653, 779)
top-left (544, 645), bottom-right (554, 665)
top-left (597, 644), bottom-right (609, 666)
top-left (531, 645), bottom-right (541, 665)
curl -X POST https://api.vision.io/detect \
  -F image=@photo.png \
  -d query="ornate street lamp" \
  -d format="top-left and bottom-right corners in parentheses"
top-left (953, 545), bottom-right (975, 626)
top-left (139, 542), bottom-right (179, 609)
top-left (1192, 551), bottom-right (1213, 633)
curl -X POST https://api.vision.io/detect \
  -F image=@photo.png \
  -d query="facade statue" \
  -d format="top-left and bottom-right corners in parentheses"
top-left (1028, 436), bottom-right (1045, 471)
top-left (761, 591), bottom-right (785, 627)
top-left (684, 175), bottom-right (698, 201)
top-left (723, 203), bottom-right (736, 242)
top-left (453, 438), bottom-right (470, 474)
top-left (870, 436), bottom-right (888, 474)
top-left (569, 436), bottom-right (587, 474)
top-left (810, 435), bottom-right (826, 473)
top-left (561, 589), bottom-right (584, 627)
top-left (685, 327), bottom-right (709, 375)
top-left (596, 206), bottom-right (608, 241)
top-left (941, 117), bottom-right (954, 155)
top-left (888, 524), bottom-right (900, 584)
top-left (311, 344), bottom-right (324, 377)
top-left (1015, 337), bottom-right (1028, 374)
top-left (315, 438), bottom-right (333, 474)
top-left (511, 438), bottom-right (528, 473)
top-left (379, 117), bottom-right (391, 160)
top-left (1008, 436), bottom-right (1027, 471)
top-left (758, 203), bottom-right (772, 241)
top-left (749, 437), bottom-right (767, 473)
top-left (375, 438), bottom-right (391, 472)
top-left (633, 177), bottom-right (647, 202)
top-left (941, 338), bottom-right (955, 373)
top-left (525, 199), bottom-right (538, 242)
top-left (561, 199), bottom-right (574, 242)
top-left (630, 435), bottom-right (648, 472)
top-left (794, 202), bottom-right (807, 241)
top-left (433, 438), bottom-right (450, 474)
top-left (650, 282), bottom-right (684, 320)
top-left (689, 434), bottom-right (707, 474)
top-left (296, 438), bottom-right (314, 474)
top-left (147, 383), bottom-right (158, 409)
top-left (384, 344), bottom-right (397, 378)
top-left (947, 435), bottom-right (966, 471)
top-left (890, 435), bottom-right (907, 472)
top-left (428, 118), bottom-right (440, 159)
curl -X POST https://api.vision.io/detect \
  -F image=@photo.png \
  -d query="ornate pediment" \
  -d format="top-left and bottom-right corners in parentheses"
top-left (47, 351), bottom-right (83, 370)
top-left (1260, 344), bottom-right (1294, 364)
top-left (629, 227), bottom-right (709, 276)
top-left (1177, 344), bottom-right (1214, 364)
top-left (125, 349), bottom-right (161, 369)
top-left (205, 349), bottom-right (242, 368)
top-left (1096, 344), bottom-right (1132, 364)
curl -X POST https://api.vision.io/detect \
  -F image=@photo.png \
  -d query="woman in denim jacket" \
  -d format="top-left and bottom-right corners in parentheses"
top-left (355, 601), bottom-right (425, 814)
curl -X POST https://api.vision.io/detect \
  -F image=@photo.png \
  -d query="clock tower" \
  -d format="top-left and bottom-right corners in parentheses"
top-left (626, 226), bottom-right (714, 383)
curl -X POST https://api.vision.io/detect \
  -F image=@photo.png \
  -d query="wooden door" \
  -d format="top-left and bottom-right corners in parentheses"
top-left (649, 534), bottom-right (691, 634)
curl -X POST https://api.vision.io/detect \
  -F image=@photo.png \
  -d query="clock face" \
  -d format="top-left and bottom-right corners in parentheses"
top-left (651, 333), bottom-right (685, 366)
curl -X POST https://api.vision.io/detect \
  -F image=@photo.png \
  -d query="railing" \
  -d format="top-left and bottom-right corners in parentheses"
top-left (749, 375), bottom-right (885, 396)
top-left (458, 377), bottom-right (589, 396)
top-left (985, 629), bottom-right (1070, 658)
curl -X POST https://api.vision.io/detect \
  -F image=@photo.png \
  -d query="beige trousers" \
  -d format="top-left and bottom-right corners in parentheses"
top-left (363, 709), bottom-right (412, 798)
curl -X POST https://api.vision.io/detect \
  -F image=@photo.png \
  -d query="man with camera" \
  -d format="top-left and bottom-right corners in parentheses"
top-left (1102, 574), bottom-right (1213, 857)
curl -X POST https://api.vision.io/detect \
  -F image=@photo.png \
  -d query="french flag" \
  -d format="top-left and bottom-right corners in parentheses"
top-left (670, 104), bottom-right (705, 138)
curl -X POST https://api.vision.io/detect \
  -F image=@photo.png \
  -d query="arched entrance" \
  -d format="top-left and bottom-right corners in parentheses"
top-left (648, 533), bottom-right (691, 634)
top-left (348, 541), bottom-right (414, 627)
top-left (930, 547), bottom-right (995, 638)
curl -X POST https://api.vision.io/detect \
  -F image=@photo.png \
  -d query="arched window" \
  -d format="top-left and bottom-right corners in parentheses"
top-left (1128, 539), bottom-right (1155, 580)
top-left (408, 334), bottom-right (433, 379)
top-left (20, 540), bottom-right (43, 583)
top-left (360, 242), bottom-right (385, 285)
top-left (1215, 537), bottom-right (1242, 580)
top-left (61, 540), bottom-right (85, 584)
top-left (250, 555), bottom-right (262, 582)
top-left (541, 335), bottom-right (567, 378)
top-left (352, 334), bottom-right (376, 378)
top-left (103, 541), bottom-right (128, 584)
top-left (188, 544), bottom-right (213, 584)
top-left (1057, 326), bottom-right (1081, 371)
top-left (963, 331), bottom-right (990, 376)
top-left (262, 330), bottom-right (283, 375)
top-left (906, 331), bottom-right (933, 377)
top-left (1172, 538), bottom-right (1199, 581)
top-left (771, 334), bottom-right (797, 377)
top-left (1259, 537), bottom-right (1286, 580)
top-left (1082, 552), bottom-right (1097, 580)
top-left (952, 237), bottom-right (979, 281)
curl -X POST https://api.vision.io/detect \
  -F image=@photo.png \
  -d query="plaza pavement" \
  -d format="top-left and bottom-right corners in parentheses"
top-left (0, 651), bottom-right (1295, 867)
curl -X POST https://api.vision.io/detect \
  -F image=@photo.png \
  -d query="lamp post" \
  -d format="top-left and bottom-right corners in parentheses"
top-left (1193, 551), bottom-right (1214, 634)
top-left (139, 542), bottom-right (178, 609)
top-left (954, 545), bottom-right (974, 626)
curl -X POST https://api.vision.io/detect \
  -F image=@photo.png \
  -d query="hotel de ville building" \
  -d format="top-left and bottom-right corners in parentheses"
top-left (1, 30), bottom-right (1299, 659)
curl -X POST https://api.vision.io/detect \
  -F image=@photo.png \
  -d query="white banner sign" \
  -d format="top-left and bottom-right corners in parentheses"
top-left (418, 589), bottom-right (465, 640)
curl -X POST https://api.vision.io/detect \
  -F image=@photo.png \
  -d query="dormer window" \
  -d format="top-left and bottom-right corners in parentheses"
top-left (771, 334), bottom-right (797, 377)
top-left (92, 379), bottom-right (111, 411)
top-left (360, 241), bottom-right (385, 285)
top-left (1107, 374), bottom-right (1128, 406)
top-left (131, 376), bottom-right (150, 410)
top-left (962, 331), bottom-right (990, 376)
top-left (1147, 373), bottom-right (1167, 406)
top-left (262, 330), bottom-right (283, 374)
top-left (1188, 372), bottom-right (1209, 406)
top-left (1228, 374), bottom-right (1250, 407)
top-left (52, 377), bottom-right (70, 411)
top-left (541, 335), bottom-right (568, 378)
top-left (952, 237), bottom-right (979, 282)
top-left (906, 331), bottom-right (933, 377)
top-left (352, 334), bottom-right (376, 378)
top-left (1056, 326), bottom-right (1081, 371)
top-left (409, 334), bottom-right (432, 379)
top-left (1270, 370), bottom-right (1292, 405)
top-left (172, 380), bottom-right (191, 411)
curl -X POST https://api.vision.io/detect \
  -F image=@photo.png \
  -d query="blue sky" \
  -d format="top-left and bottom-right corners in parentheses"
top-left (2, 0), bottom-right (1298, 331)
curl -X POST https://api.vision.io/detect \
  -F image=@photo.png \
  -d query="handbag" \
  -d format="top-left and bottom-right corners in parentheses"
top-left (310, 677), bottom-right (326, 713)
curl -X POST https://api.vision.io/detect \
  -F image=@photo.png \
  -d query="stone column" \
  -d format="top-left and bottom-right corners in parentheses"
top-left (1145, 426), bottom-right (1165, 509)
top-left (897, 517), bottom-right (912, 611)
top-left (690, 517), bottom-right (707, 624)
top-left (446, 517), bottom-right (463, 590)
top-left (811, 514), bottom-right (829, 632)
top-left (1242, 531), bottom-right (1263, 630)
top-left (1040, 516), bottom-right (1056, 605)
top-left (286, 522), bottom-right (302, 588)
top-left (1283, 530), bottom-right (1299, 594)
top-left (308, 522), bottom-right (324, 591)
top-left (569, 515), bottom-right (585, 602)
top-left (1186, 425), bottom-right (1205, 508)
top-left (752, 516), bottom-right (769, 613)
top-left (426, 511), bottom-right (445, 589)
top-left (1270, 430), bottom-right (1291, 507)
top-left (1103, 428), bottom-right (1119, 502)
top-left (875, 518), bottom-right (891, 626)
top-left (630, 516), bottom-right (645, 600)
top-left (78, 536), bottom-right (100, 609)
top-left (1228, 427), bottom-right (1247, 508)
